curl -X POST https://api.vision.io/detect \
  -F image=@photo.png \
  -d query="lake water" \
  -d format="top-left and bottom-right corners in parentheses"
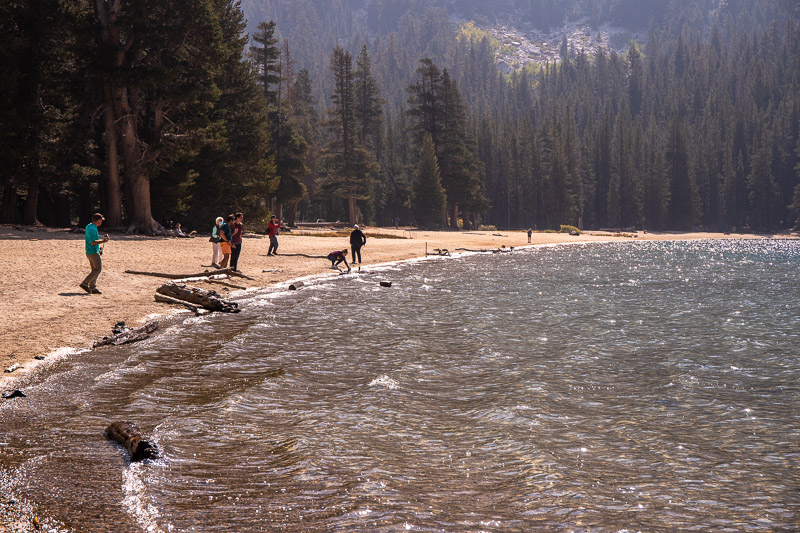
top-left (1, 240), bottom-right (799, 532)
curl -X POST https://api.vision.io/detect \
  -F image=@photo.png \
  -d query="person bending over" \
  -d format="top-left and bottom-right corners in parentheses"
top-left (327, 249), bottom-right (350, 273)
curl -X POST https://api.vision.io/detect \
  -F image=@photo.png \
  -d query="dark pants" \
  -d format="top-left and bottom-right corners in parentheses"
top-left (268, 235), bottom-right (278, 255)
top-left (82, 253), bottom-right (102, 289)
top-left (351, 245), bottom-right (362, 263)
top-left (231, 242), bottom-right (242, 270)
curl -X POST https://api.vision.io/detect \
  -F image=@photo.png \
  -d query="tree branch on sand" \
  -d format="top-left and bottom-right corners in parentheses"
top-left (125, 268), bottom-right (254, 280)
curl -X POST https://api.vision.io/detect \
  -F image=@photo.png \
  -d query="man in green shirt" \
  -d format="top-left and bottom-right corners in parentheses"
top-left (81, 213), bottom-right (110, 294)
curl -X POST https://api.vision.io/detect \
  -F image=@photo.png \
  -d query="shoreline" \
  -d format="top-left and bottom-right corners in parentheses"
top-left (1, 226), bottom-right (796, 391)
top-left (1, 226), bottom-right (798, 533)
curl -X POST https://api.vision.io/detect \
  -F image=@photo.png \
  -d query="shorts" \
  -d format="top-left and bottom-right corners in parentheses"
top-left (220, 242), bottom-right (232, 254)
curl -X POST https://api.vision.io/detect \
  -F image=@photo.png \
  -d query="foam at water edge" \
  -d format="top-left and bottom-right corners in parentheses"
top-left (122, 462), bottom-right (164, 532)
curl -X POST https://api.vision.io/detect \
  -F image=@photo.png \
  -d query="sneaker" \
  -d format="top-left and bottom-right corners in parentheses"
top-left (79, 283), bottom-right (91, 293)
top-left (91, 288), bottom-right (102, 294)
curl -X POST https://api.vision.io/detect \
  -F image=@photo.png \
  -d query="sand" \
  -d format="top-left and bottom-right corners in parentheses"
top-left (0, 224), bottom-right (794, 389)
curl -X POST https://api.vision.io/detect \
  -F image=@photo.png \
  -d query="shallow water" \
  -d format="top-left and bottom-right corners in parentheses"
top-left (1, 240), bottom-right (799, 531)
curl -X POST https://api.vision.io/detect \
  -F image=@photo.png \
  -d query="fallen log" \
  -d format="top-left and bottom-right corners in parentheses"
top-left (2, 389), bottom-right (26, 399)
top-left (289, 281), bottom-right (304, 290)
top-left (156, 283), bottom-right (240, 313)
top-left (455, 247), bottom-right (515, 253)
top-left (93, 320), bottom-right (159, 349)
top-left (263, 252), bottom-right (327, 259)
top-left (105, 421), bottom-right (159, 462)
top-left (4, 363), bottom-right (20, 374)
top-left (155, 293), bottom-right (199, 313)
top-left (203, 278), bottom-right (246, 290)
top-left (380, 281), bottom-right (392, 287)
top-left (426, 248), bottom-right (451, 256)
top-left (125, 267), bottom-right (254, 281)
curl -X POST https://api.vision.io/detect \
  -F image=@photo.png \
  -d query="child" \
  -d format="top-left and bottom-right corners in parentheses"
top-left (327, 249), bottom-right (350, 272)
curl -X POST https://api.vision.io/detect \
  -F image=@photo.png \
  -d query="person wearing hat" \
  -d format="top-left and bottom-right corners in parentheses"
top-left (349, 224), bottom-right (366, 265)
top-left (80, 213), bottom-right (110, 294)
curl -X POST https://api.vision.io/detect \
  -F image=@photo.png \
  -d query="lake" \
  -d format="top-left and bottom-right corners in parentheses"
top-left (1, 239), bottom-right (798, 531)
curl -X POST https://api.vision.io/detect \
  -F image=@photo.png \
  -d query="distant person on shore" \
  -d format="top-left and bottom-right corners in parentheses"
top-left (394, 216), bottom-right (400, 229)
top-left (327, 249), bottom-right (351, 273)
top-left (349, 224), bottom-right (366, 264)
top-left (175, 223), bottom-right (195, 238)
top-left (267, 215), bottom-right (281, 256)
top-left (80, 213), bottom-right (109, 294)
top-left (210, 217), bottom-right (223, 268)
top-left (527, 228), bottom-right (532, 243)
top-left (230, 212), bottom-right (244, 271)
top-left (218, 214), bottom-right (234, 268)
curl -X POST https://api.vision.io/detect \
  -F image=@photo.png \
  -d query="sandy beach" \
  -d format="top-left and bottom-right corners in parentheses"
top-left (0, 225), bottom-right (795, 389)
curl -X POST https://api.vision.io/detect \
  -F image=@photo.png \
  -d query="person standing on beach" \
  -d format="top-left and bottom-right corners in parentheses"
top-left (219, 215), bottom-right (234, 268)
top-left (210, 217), bottom-right (223, 268)
top-left (80, 213), bottom-right (109, 294)
top-left (230, 212), bottom-right (244, 271)
top-left (267, 215), bottom-right (281, 256)
top-left (527, 228), bottom-right (532, 243)
top-left (349, 224), bottom-right (366, 264)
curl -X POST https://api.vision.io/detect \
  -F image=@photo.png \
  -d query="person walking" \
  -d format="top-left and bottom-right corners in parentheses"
top-left (267, 215), bottom-right (281, 256)
top-left (219, 214), bottom-right (234, 268)
top-left (230, 212), bottom-right (244, 271)
top-left (210, 217), bottom-right (223, 268)
top-left (80, 213), bottom-right (110, 294)
top-left (527, 228), bottom-right (532, 243)
top-left (349, 224), bottom-right (366, 264)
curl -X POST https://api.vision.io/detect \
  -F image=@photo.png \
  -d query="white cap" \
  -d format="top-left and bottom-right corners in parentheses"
top-left (354, 224), bottom-right (359, 229)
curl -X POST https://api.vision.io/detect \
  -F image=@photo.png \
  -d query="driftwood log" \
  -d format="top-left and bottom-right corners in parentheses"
top-left (156, 283), bottom-right (240, 313)
top-left (380, 281), bottom-right (392, 288)
top-left (263, 252), bottom-right (327, 259)
top-left (455, 247), bottom-right (515, 253)
top-left (4, 363), bottom-right (20, 374)
top-left (125, 268), bottom-right (254, 281)
top-left (155, 293), bottom-right (199, 313)
top-left (203, 278), bottom-right (246, 290)
top-left (105, 421), bottom-right (159, 461)
top-left (426, 248), bottom-right (451, 256)
top-left (93, 320), bottom-right (159, 349)
top-left (288, 281), bottom-right (304, 290)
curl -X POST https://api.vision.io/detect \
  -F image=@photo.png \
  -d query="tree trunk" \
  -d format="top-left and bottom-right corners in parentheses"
top-left (287, 200), bottom-right (299, 226)
top-left (115, 91), bottom-right (161, 234)
top-left (22, 152), bottom-right (41, 226)
top-left (451, 203), bottom-right (459, 229)
top-left (1, 183), bottom-right (18, 224)
top-left (102, 85), bottom-right (124, 227)
top-left (462, 208), bottom-right (472, 230)
top-left (348, 196), bottom-right (358, 224)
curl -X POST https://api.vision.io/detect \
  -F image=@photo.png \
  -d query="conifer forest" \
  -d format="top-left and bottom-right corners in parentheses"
top-left (2, 0), bottom-right (800, 233)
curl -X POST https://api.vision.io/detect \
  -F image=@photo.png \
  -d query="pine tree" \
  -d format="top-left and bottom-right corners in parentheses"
top-left (321, 46), bottom-right (376, 224)
top-left (412, 133), bottom-right (447, 227)
top-left (665, 117), bottom-right (700, 230)
top-left (249, 21), bottom-right (282, 107)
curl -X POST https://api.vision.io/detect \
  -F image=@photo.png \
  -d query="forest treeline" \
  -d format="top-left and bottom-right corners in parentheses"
top-left (2, 0), bottom-right (800, 232)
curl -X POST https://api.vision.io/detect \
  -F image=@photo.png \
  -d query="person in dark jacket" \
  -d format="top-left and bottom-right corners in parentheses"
top-left (349, 224), bottom-right (366, 264)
